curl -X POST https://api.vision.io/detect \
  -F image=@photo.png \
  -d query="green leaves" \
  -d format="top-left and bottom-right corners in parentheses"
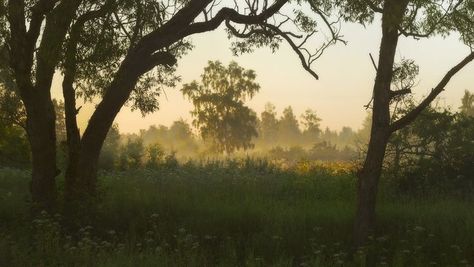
top-left (68, 0), bottom-right (192, 115)
top-left (182, 61), bottom-right (260, 154)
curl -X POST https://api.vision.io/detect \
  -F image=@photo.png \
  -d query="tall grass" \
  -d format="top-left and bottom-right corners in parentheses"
top-left (0, 160), bottom-right (473, 266)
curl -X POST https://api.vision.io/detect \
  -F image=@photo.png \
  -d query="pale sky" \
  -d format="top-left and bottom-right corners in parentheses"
top-left (52, 17), bottom-right (474, 134)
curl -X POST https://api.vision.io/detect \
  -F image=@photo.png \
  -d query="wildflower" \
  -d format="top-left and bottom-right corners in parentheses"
top-left (414, 226), bottom-right (425, 232)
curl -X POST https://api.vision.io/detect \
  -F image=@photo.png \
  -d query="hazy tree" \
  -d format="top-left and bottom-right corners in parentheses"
top-left (338, 126), bottom-right (356, 147)
top-left (356, 113), bottom-right (372, 145)
top-left (259, 103), bottom-right (279, 147)
top-left (301, 108), bottom-right (322, 145)
top-left (460, 90), bottom-right (474, 116)
top-left (278, 106), bottom-right (301, 146)
top-left (182, 61), bottom-right (259, 154)
top-left (321, 127), bottom-right (338, 145)
top-left (140, 125), bottom-right (167, 146)
top-left (146, 143), bottom-right (165, 168)
top-left (119, 137), bottom-right (144, 170)
top-left (168, 119), bottom-right (198, 155)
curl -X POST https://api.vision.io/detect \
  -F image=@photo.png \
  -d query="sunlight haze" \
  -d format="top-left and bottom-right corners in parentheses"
top-left (52, 19), bottom-right (473, 134)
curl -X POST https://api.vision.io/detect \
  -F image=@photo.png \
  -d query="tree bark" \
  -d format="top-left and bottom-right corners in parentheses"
top-left (7, 0), bottom-right (82, 212)
top-left (24, 92), bottom-right (58, 212)
top-left (62, 54), bottom-right (82, 204)
top-left (353, 0), bottom-right (409, 247)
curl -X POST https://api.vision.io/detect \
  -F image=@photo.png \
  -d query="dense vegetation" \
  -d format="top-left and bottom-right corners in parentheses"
top-left (1, 159), bottom-right (473, 266)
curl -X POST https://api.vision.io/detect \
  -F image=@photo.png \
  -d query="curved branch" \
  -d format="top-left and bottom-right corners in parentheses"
top-left (390, 51), bottom-right (474, 132)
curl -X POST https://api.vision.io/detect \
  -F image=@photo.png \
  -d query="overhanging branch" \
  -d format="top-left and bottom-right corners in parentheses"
top-left (390, 51), bottom-right (474, 132)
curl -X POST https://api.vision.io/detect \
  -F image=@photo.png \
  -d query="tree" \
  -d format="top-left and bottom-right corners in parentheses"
top-left (385, 106), bottom-right (474, 196)
top-left (327, 0), bottom-right (474, 246)
top-left (119, 137), bottom-right (144, 170)
top-left (182, 61), bottom-right (259, 154)
top-left (145, 143), bottom-right (165, 168)
top-left (460, 90), bottom-right (474, 116)
top-left (168, 119), bottom-right (198, 156)
top-left (2, 0), bottom-right (327, 210)
top-left (338, 126), bottom-right (355, 147)
top-left (278, 106), bottom-right (301, 146)
top-left (98, 124), bottom-right (121, 170)
top-left (259, 103), bottom-right (279, 148)
top-left (301, 108), bottom-right (322, 145)
top-left (0, 120), bottom-right (30, 168)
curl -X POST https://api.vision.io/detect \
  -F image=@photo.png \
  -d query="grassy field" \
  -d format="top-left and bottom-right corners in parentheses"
top-left (0, 160), bottom-right (473, 266)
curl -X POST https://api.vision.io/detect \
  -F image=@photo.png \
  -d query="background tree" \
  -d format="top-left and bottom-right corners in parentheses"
top-left (259, 103), bottom-right (279, 148)
top-left (119, 137), bottom-right (144, 170)
top-left (278, 106), bottom-right (302, 146)
top-left (460, 90), bottom-right (474, 116)
top-left (98, 124), bottom-right (121, 170)
top-left (301, 108), bottom-right (322, 145)
top-left (167, 119), bottom-right (199, 156)
top-left (182, 61), bottom-right (260, 154)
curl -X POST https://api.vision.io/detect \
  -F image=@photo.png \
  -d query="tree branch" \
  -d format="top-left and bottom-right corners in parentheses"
top-left (390, 51), bottom-right (474, 132)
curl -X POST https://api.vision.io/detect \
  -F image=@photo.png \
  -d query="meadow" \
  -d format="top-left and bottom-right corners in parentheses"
top-left (0, 160), bottom-right (473, 267)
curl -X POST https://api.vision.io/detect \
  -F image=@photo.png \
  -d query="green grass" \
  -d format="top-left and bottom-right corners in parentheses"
top-left (0, 160), bottom-right (473, 266)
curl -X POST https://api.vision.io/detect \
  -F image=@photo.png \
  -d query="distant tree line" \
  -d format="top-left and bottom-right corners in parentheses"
top-left (3, 91), bottom-right (473, 171)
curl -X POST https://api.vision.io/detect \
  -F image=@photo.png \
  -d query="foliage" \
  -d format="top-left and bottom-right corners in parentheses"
top-left (1, 162), bottom-right (474, 266)
top-left (139, 120), bottom-right (199, 158)
top-left (66, 0), bottom-right (191, 115)
top-left (145, 143), bottom-right (165, 168)
top-left (386, 106), bottom-right (474, 197)
top-left (460, 90), bottom-right (474, 116)
top-left (277, 106), bottom-right (302, 146)
top-left (258, 103), bottom-right (279, 148)
top-left (182, 61), bottom-right (260, 153)
top-left (118, 137), bottom-right (145, 170)
top-left (0, 61), bottom-right (29, 167)
top-left (301, 108), bottom-right (322, 143)
top-left (99, 124), bottom-right (121, 170)
top-left (0, 123), bottom-right (29, 168)
top-left (268, 142), bottom-right (358, 162)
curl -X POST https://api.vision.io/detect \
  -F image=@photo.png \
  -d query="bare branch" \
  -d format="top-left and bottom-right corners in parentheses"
top-left (263, 22), bottom-right (320, 80)
top-left (389, 88), bottom-right (411, 98)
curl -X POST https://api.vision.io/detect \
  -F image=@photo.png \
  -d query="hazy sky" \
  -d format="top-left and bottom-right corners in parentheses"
top-left (53, 15), bottom-right (474, 134)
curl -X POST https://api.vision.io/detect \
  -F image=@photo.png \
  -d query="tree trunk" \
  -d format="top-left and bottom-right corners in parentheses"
top-left (24, 93), bottom-right (58, 212)
top-left (67, 51), bottom-right (176, 202)
top-left (72, 59), bottom-right (144, 200)
top-left (353, 0), bottom-right (409, 247)
top-left (62, 62), bottom-right (82, 204)
top-left (353, 127), bottom-right (389, 246)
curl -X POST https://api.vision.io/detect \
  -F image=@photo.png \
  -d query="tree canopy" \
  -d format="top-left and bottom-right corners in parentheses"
top-left (182, 61), bottom-right (260, 154)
